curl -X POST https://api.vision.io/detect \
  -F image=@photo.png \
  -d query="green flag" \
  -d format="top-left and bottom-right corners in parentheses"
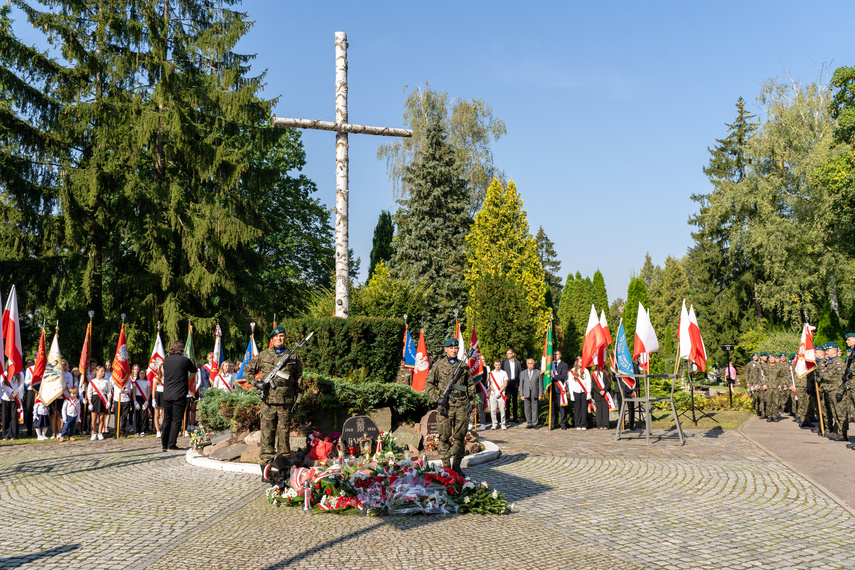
top-left (541, 317), bottom-right (554, 390)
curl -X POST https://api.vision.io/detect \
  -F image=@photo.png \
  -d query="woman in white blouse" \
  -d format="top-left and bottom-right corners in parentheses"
top-left (568, 356), bottom-right (592, 430)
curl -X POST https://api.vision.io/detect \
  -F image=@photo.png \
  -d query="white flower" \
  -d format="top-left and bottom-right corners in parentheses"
top-left (492, 490), bottom-right (499, 500)
top-left (464, 496), bottom-right (471, 504)
top-left (463, 481), bottom-right (475, 490)
top-left (480, 481), bottom-right (489, 488)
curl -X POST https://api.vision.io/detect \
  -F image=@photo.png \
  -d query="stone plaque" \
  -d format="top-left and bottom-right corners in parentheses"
top-left (392, 426), bottom-right (423, 451)
top-left (341, 415), bottom-right (380, 448)
top-left (419, 410), bottom-right (438, 437)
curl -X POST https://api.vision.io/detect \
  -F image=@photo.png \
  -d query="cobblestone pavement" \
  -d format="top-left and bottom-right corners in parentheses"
top-left (1, 424), bottom-right (854, 569)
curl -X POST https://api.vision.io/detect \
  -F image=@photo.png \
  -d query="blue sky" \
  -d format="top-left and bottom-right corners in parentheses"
top-left (11, 1), bottom-right (855, 303)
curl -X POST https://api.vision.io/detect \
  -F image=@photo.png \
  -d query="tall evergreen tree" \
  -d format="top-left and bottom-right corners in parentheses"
top-left (368, 210), bottom-right (394, 280)
top-left (592, 270), bottom-right (609, 322)
top-left (465, 179), bottom-right (547, 362)
top-left (391, 113), bottom-right (470, 355)
top-left (535, 226), bottom-right (563, 307)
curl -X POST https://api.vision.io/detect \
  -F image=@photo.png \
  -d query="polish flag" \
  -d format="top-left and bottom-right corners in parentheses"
top-left (595, 310), bottom-right (612, 372)
top-left (31, 327), bottom-right (47, 391)
top-left (147, 331), bottom-right (166, 382)
top-left (454, 321), bottom-right (466, 354)
top-left (678, 300), bottom-right (691, 360)
top-left (468, 325), bottom-right (484, 379)
top-left (411, 330), bottom-right (429, 392)
top-left (794, 323), bottom-right (816, 378)
top-left (632, 303), bottom-right (659, 372)
top-left (581, 305), bottom-right (607, 369)
top-left (599, 310), bottom-right (612, 345)
top-left (2, 286), bottom-right (23, 378)
top-left (687, 306), bottom-right (707, 372)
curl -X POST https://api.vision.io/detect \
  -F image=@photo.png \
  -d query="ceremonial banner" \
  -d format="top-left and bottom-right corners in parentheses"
top-left (615, 320), bottom-right (636, 390)
top-left (2, 286), bottom-right (23, 378)
top-left (237, 325), bottom-right (259, 384)
top-left (581, 305), bottom-right (606, 369)
top-left (411, 329), bottom-right (429, 392)
top-left (632, 304), bottom-right (659, 372)
top-left (39, 330), bottom-right (64, 405)
top-left (211, 324), bottom-right (224, 380)
top-left (79, 321), bottom-right (92, 376)
top-left (31, 328), bottom-right (47, 392)
top-left (185, 323), bottom-right (199, 394)
top-left (794, 323), bottom-right (816, 378)
top-left (111, 323), bottom-right (130, 389)
top-left (541, 317), bottom-right (554, 390)
top-left (468, 325), bottom-right (484, 380)
top-left (147, 331), bottom-right (166, 382)
top-left (402, 325), bottom-right (417, 369)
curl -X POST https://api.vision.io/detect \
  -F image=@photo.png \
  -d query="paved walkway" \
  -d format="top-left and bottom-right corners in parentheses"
top-left (1, 421), bottom-right (854, 569)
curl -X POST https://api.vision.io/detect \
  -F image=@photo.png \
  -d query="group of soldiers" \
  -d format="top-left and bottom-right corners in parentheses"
top-left (745, 333), bottom-right (855, 448)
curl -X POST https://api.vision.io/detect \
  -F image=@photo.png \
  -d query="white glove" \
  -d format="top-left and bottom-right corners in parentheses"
top-left (134, 402), bottom-right (140, 410)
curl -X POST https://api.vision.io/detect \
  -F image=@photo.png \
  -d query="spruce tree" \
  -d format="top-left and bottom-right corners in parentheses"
top-left (392, 113), bottom-right (470, 355)
top-left (592, 270), bottom-right (609, 322)
top-left (368, 210), bottom-right (394, 280)
top-left (535, 227), bottom-right (563, 307)
top-left (465, 179), bottom-right (547, 361)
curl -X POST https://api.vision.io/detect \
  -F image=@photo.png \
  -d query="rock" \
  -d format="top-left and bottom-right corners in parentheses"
top-left (465, 442), bottom-right (481, 456)
top-left (407, 444), bottom-right (420, 456)
top-left (419, 410), bottom-right (438, 437)
top-left (210, 442), bottom-right (248, 462)
top-left (203, 439), bottom-right (231, 457)
top-left (392, 426), bottom-right (422, 451)
top-left (240, 445), bottom-right (262, 464)
top-left (289, 436), bottom-right (307, 451)
top-left (367, 407), bottom-right (392, 432)
top-left (244, 430), bottom-right (261, 446)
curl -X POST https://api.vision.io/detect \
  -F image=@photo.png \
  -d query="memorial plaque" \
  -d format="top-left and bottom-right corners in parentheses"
top-left (341, 415), bottom-right (380, 448)
top-left (419, 410), bottom-right (438, 437)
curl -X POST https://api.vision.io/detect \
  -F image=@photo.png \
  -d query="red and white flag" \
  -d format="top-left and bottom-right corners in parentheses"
top-left (112, 323), bottom-right (130, 389)
top-left (594, 310), bottom-right (612, 371)
top-left (411, 330), bottom-right (429, 392)
top-left (454, 321), bottom-right (466, 354)
top-left (794, 323), bottom-right (817, 378)
top-left (79, 321), bottom-right (92, 376)
top-left (31, 327), bottom-right (47, 392)
top-left (2, 286), bottom-right (23, 379)
top-left (633, 303), bottom-right (659, 372)
top-left (147, 331), bottom-right (166, 382)
top-left (468, 325), bottom-right (484, 379)
top-left (581, 305), bottom-right (607, 369)
top-left (211, 324), bottom-right (224, 381)
top-left (687, 305), bottom-right (707, 372)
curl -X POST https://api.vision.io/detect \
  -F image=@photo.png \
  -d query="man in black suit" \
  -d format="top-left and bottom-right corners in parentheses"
top-left (549, 351), bottom-right (570, 429)
top-left (501, 349), bottom-right (522, 424)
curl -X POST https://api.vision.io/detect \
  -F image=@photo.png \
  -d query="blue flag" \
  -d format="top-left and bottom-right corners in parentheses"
top-left (237, 336), bottom-right (258, 380)
top-left (615, 320), bottom-right (635, 384)
top-left (403, 327), bottom-right (417, 369)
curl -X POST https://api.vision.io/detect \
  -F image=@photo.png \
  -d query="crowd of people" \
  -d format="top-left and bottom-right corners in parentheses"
top-left (744, 333), bottom-right (855, 448)
top-left (0, 351), bottom-right (241, 443)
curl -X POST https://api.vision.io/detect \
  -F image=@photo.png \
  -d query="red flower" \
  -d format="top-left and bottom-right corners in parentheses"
top-left (325, 488), bottom-right (333, 495)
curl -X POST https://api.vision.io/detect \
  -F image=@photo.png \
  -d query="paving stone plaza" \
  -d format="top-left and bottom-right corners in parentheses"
top-left (1, 416), bottom-right (854, 569)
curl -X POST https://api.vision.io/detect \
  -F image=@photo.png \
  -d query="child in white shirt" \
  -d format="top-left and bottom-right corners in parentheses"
top-left (60, 387), bottom-right (81, 441)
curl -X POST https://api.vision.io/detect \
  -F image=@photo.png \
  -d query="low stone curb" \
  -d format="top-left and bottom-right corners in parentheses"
top-left (186, 439), bottom-right (502, 473)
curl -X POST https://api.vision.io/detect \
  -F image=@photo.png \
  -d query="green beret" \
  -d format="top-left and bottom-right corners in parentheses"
top-left (845, 332), bottom-right (855, 339)
top-left (751, 352), bottom-right (758, 357)
top-left (443, 338), bottom-right (458, 347)
top-left (760, 352), bottom-right (768, 357)
top-left (788, 354), bottom-right (796, 360)
top-left (270, 325), bottom-right (286, 339)
top-left (826, 343), bottom-right (839, 350)
top-left (815, 345), bottom-right (825, 351)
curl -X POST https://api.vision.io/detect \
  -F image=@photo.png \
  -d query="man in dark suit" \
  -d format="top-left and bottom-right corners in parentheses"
top-left (501, 349), bottom-right (522, 424)
top-left (549, 351), bottom-right (570, 429)
top-left (520, 358), bottom-right (543, 428)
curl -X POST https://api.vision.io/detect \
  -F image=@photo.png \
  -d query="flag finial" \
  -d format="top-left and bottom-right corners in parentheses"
top-left (157, 321), bottom-right (161, 331)
top-left (403, 314), bottom-right (408, 324)
top-left (88, 310), bottom-right (94, 321)
top-left (121, 313), bottom-right (126, 323)
top-left (453, 308), bottom-right (459, 320)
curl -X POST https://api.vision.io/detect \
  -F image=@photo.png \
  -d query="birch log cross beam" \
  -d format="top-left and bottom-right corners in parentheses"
top-left (272, 31), bottom-right (412, 318)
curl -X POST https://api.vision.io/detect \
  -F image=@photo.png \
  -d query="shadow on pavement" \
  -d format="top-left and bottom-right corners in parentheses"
top-left (0, 544), bottom-right (80, 568)
top-left (0, 449), bottom-right (178, 478)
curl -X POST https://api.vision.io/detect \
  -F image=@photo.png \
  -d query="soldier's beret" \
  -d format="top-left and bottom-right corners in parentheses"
top-left (760, 352), bottom-right (768, 356)
top-left (826, 342), bottom-right (839, 350)
top-left (845, 332), bottom-right (855, 339)
top-left (751, 352), bottom-right (758, 357)
top-left (788, 354), bottom-right (796, 360)
top-left (443, 338), bottom-right (458, 347)
top-left (815, 345), bottom-right (826, 351)
top-left (270, 325), bottom-right (286, 339)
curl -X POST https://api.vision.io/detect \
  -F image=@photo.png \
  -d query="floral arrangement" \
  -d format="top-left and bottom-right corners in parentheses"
top-left (266, 430), bottom-right (511, 516)
top-left (190, 426), bottom-right (211, 449)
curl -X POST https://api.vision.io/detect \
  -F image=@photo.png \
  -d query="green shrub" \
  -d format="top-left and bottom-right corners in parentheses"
top-left (279, 317), bottom-right (404, 383)
top-left (199, 387), bottom-right (261, 433)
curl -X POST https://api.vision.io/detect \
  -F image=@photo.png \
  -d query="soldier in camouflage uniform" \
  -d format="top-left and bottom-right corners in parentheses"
top-left (779, 354), bottom-right (795, 416)
top-left (745, 353), bottom-right (762, 416)
top-left (791, 352), bottom-right (812, 428)
top-left (426, 338), bottom-right (474, 475)
top-left (821, 343), bottom-right (844, 439)
top-left (842, 334), bottom-right (855, 450)
top-left (243, 326), bottom-right (303, 464)
top-left (810, 346), bottom-right (827, 435)
top-left (764, 355), bottom-right (783, 421)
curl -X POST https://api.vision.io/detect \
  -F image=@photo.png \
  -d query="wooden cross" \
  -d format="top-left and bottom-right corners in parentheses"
top-left (273, 32), bottom-right (412, 318)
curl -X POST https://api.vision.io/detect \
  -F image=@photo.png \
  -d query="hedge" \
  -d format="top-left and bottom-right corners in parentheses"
top-left (279, 317), bottom-right (404, 383)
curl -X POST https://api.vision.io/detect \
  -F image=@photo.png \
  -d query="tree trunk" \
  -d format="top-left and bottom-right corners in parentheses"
top-left (334, 31), bottom-right (349, 318)
top-left (272, 117), bottom-right (411, 137)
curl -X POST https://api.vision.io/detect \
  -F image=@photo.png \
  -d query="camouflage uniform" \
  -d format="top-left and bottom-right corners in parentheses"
top-left (396, 367), bottom-right (413, 386)
top-left (763, 361), bottom-right (783, 420)
top-left (243, 346), bottom-right (302, 463)
top-left (820, 356), bottom-right (843, 435)
top-left (426, 356), bottom-right (474, 471)
top-left (745, 359), bottom-right (762, 415)
top-left (835, 352), bottom-right (854, 440)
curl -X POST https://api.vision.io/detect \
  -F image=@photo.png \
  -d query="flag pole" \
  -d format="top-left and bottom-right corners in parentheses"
top-left (183, 320), bottom-right (190, 435)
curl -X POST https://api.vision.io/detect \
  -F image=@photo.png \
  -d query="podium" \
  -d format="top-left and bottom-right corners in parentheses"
top-left (614, 371), bottom-right (685, 445)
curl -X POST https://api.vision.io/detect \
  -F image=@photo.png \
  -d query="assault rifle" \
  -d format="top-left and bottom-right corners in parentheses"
top-left (255, 331), bottom-right (315, 403)
top-left (437, 347), bottom-right (478, 418)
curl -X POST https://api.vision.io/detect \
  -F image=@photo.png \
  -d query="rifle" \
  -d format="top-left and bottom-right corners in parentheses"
top-left (437, 347), bottom-right (477, 418)
top-left (255, 331), bottom-right (315, 406)
top-left (835, 354), bottom-right (853, 403)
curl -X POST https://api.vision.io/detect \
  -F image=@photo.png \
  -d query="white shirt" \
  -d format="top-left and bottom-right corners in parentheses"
top-left (132, 378), bottom-right (151, 400)
top-left (1, 373), bottom-right (24, 401)
top-left (487, 368), bottom-right (508, 397)
top-left (62, 398), bottom-right (81, 420)
top-left (112, 381), bottom-right (131, 402)
top-left (214, 372), bottom-right (235, 392)
top-left (87, 378), bottom-right (112, 406)
top-left (24, 366), bottom-right (35, 390)
top-left (568, 369), bottom-right (592, 400)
